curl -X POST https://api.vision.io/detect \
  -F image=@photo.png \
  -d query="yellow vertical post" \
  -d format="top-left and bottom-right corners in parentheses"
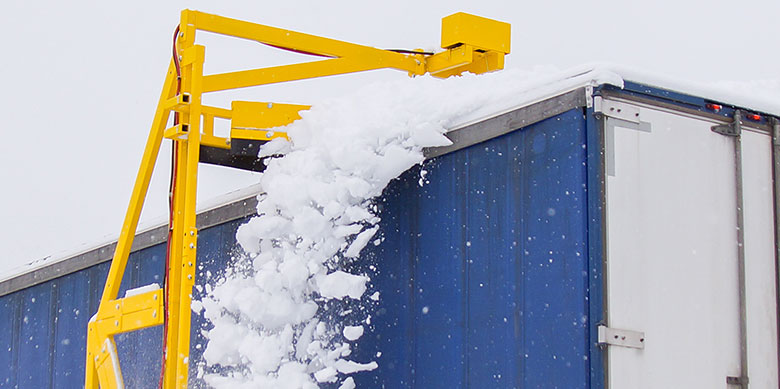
top-left (173, 42), bottom-right (203, 389)
top-left (85, 323), bottom-right (99, 387)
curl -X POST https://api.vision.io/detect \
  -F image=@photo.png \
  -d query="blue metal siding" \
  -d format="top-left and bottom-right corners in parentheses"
top-left (355, 107), bottom-right (593, 388)
top-left (51, 271), bottom-right (90, 388)
top-left (0, 106), bottom-right (602, 388)
top-left (0, 292), bottom-right (21, 387)
top-left (17, 282), bottom-right (55, 387)
top-left (0, 220), bottom-right (245, 388)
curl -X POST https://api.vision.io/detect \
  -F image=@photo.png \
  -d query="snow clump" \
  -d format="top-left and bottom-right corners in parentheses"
top-left (198, 68), bottom-right (567, 387)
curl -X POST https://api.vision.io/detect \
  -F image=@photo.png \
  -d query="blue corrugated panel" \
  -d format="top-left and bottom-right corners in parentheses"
top-left (51, 271), bottom-right (90, 388)
top-left (353, 107), bottom-right (592, 388)
top-left (0, 218), bottom-right (246, 388)
top-left (0, 292), bottom-right (21, 387)
top-left (0, 106), bottom-right (601, 388)
top-left (17, 281), bottom-right (55, 387)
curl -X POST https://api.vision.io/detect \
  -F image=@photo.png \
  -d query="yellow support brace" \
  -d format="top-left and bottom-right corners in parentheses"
top-left (85, 9), bottom-right (509, 388)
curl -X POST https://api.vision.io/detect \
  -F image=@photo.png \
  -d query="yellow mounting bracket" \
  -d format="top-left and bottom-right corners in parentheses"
top-left (85, 9), bottom-right (509, 389)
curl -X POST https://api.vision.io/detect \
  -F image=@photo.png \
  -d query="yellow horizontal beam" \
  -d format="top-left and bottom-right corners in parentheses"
top-left (202, 105), bottom-right (232, 119)
top-left (94, 289), bottom-right (164, 336)
top-left (185, 10), bottom-right (421, 72)
top-left (164, 124), bottom-right (189, 140)
top-left (205, 58), bottom-right (386, 92)
top-left (231, 101), bottom-right (309, 130)
top-left (202, 134), bottom-right (230, 149)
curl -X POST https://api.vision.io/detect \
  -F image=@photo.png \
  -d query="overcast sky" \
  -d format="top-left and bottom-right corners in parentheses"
top-left (1, 0), bottom-right (778, 274)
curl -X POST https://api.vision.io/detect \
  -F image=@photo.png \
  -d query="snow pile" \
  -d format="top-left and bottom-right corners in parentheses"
top-left (196, 67), bottom-right (616, 388)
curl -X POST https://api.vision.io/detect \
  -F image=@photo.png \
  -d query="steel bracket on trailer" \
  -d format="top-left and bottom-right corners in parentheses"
top-left (597, 325), bottom-right (645, 349)
top-left (593, 96), bottom-right (641, 123)
top-left (712, 110), bottom-right (743, 137)
top-left (726, 375), bottom-right (749, 386)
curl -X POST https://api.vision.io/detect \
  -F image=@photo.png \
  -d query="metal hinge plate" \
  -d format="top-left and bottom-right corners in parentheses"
top-left (597, 325), bottom-right (645, 349)
top-left (594, 97), bottom-right (641, 123)
top-left (712, 110), bottom-right (742, 137)
top-left (726, 375), bottom-right (749, 386)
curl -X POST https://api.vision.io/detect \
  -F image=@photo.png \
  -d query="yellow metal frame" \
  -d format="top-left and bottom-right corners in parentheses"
top-left (85, 9), bottom-right (509, 388)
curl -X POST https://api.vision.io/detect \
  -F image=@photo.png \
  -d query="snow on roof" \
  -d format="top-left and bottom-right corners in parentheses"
top-left (451, 63), bottom-right (780, 130)
top-left (2, 63), bottom-right (777, 285)
top-left (598, 63), bottom-right (780, 116)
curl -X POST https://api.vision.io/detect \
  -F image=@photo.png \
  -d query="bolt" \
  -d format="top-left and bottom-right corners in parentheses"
top-left (267, 102), bottom-right (273, 109)
top-left (188, 262), bottom-right (193, 267)
top-left (115, 320), bottom-right (119, 327)
top-left (153, 294), bottom-right (158, 300)
top-left (153, 311), bottom-right (157, 318)
top-left (266, 131), bottom-right (275, 138)
top-left (179, 32), bottom-right (184, 38)
top-left (190, 243), bottom-right (195, 249)
top-left (187, 275), bottom-right (193, 280)
top-left (178, 55), bottom-right (183, 62)
top-left (116, 304), bottom-right (120, 310)
top-left (190, 231), bottom-right (194, 236)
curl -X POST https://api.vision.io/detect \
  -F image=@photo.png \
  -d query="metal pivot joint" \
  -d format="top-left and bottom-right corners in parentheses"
top-left (712, 110), bottom-right (743, 137)
top-left (84, 9), bottom-right (511, 389)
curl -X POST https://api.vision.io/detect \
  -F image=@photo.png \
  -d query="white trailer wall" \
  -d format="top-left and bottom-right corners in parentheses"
top-left (603, 99), bottom-right (778, 388)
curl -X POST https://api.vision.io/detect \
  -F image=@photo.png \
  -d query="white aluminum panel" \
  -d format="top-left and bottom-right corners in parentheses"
top-left (741, 131), bottom-right (780, 388)
top-left (605, 105), bottom-right (742, 388)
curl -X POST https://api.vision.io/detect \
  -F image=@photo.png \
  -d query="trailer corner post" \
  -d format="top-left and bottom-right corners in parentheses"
top-left (713, 110), bottom-right (750, 388)
top-left (770, 117), bottom-right (780, 388)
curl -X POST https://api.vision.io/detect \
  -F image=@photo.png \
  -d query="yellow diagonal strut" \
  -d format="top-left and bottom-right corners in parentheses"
top-left (85, 9), bottom-right (509, 389)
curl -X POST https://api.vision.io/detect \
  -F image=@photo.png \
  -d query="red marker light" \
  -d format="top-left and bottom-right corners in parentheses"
top-left (747, 114), bottom-right (762, 121)
top-left (706, 103), bottom-right (722, 112)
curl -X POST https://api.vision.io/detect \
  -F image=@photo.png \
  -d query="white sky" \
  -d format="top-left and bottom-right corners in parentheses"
top-left (1, 0), bottom-right (778, 272)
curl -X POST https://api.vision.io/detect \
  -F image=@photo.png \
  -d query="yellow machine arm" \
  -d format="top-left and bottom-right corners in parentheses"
top-left (85, 9), bottom-right (509, 389)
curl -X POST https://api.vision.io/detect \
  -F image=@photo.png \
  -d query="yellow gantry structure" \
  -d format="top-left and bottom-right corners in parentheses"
top-left (85, 10), bottom-right (509, 389)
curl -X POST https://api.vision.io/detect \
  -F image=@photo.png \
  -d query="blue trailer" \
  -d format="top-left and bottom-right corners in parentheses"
top-left (1, 68), bottom-right (778, 388)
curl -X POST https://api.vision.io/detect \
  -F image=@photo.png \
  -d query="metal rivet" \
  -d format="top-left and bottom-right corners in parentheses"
top-left (187, 275), bottom-right (193, 280)
top-left (116, 304), bottom-right (120, 310)
top-left (267, 102), bottom-right (273, 109)
top-left (190, 243), bottom-right (195, 249)
top-left (153, 295), bottom-right (158, 300)
top-left (188, 262), bottom-right (193, 267)
top-left (115, 321), bottom-right (119, 327)
top-left (153, 311), bottom-right (157, 318)
top-left (190, 231), bottom-right (194, 236)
